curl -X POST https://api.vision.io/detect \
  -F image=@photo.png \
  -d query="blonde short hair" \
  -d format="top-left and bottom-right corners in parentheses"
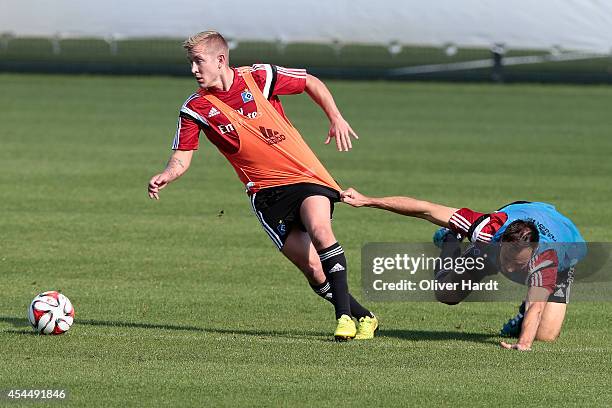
top-left (183, 30), bottom-right (229, 55)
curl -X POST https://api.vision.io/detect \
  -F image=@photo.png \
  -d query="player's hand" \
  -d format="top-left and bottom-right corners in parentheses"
top-left (500, 341), bottom-right (532, 351)
top-left (340, 188), bottom-right (368, 207)
top-left (148, 173), bottom-right (171, 200)
top-left (326, 115), bottom-right (358, 152)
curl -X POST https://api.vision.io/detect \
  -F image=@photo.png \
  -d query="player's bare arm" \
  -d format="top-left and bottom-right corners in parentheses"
top-left (148, 149), bottom-right (194, 200)
top-left (501, 286), bottom-right (549, 351)
top-left (304, 74), bottom-right (358, 152)
top-left (341, 187), bottom-right (458, 227)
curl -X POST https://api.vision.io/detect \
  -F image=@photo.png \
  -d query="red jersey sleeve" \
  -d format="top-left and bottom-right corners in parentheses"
top-left (249, 64), bottom-right (306, 99)
top-left (527, 249), bottom-right (558, 294)
top-left (171, 93), bottom-right (212, 151)
top-left (448, 208), bottom-right (486, 237)
top-left (272, 65), bottom-right (307, 96)
top-left (448, 208), bottom-right (509, 242)
top-left (172, 114), bottom-right (200, 150)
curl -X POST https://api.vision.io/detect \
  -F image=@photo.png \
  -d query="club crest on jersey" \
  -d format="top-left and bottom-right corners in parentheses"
top-left (208, 107), bottom-right (220, 118)
top-left (241, 89), bottom-right (254, 103)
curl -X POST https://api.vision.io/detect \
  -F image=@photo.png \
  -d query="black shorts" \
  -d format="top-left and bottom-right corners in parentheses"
top-left (547, 267), bottom-right (575, 304)
top-left (249, 183), bottom-right (340, 250)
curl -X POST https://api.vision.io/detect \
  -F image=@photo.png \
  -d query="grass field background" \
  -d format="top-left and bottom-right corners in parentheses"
top-left (1, 74), bottom-right (611, 406)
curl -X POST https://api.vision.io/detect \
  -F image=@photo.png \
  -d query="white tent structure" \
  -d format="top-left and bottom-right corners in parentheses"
top-left (2, 0), bottom-right (611, 53)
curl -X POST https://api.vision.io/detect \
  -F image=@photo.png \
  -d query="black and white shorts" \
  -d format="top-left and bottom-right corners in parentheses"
top-left (547, 267), bottom-right (575, 304)
top-left (249, 183), bottom-right (340, 250)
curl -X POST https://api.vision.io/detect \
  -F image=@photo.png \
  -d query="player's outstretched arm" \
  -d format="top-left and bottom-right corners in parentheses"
top-left (500, 287), bottom-right (549, 351)
top-left (341, 188), bottom-right (458, 227)
top-left (304, 74), bottom-right (358, 152)
top-left (148, 149), bottom-right (194, 200)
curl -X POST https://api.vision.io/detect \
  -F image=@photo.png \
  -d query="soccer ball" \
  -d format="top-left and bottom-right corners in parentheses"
top-left (28, 291), bottom-right (75, 335)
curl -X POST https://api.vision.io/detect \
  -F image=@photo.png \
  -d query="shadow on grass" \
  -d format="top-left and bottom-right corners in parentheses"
top-left (0, 317), bottom-right (36, 335)
top-left (1, 317), bottom-right (30, 327)
top-left (0, 316), bottom-right (330, 341)
top-left (380, 329), bottom-right (498, 344)
top-left (2, 316), bottom-right (498, 344)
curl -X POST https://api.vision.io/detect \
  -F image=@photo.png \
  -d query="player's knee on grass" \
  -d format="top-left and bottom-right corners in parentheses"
top-left (535, 329), bottom-right (560, 342)
top-left (434, 289), bottom-right (462, 306)
top-left (534, 302), bottom-right (566, 342)
top-left (436, 297), bottom-right (460, 306)
top-left (433, 240), bottom-right (497, 306)
top-left (433, 269), bottom-right (470, 305)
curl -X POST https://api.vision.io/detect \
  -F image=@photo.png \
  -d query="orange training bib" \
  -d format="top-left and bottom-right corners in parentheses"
top-left (202, 68), bottom-right (341, 193)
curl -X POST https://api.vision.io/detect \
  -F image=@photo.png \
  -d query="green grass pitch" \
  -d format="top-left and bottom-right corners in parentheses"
top-left (1, 73), bottom-right (611, 406)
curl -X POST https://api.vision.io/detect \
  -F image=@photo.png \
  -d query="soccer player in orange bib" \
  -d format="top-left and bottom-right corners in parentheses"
top-left (147, 31), bottom-right (377, 340)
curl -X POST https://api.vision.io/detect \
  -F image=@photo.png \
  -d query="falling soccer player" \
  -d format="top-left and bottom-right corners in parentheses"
top-left (147, 31), bottom-right (377, 341)
top-left (341, 188), bottom-right (586, 350)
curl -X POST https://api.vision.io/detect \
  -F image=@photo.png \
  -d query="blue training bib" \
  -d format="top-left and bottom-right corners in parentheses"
top-left (492, 202), bottom-right (586, 270)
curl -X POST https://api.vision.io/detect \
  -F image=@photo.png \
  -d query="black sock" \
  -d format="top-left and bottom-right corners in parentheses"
top-left (310, 280), bottom-right (334, 303)
top-left (310, 280), bottom-right (373, 319)
top-left (348, 295), bottom-right (373, 319)
top-left (318, 242), bottom-right (351, 319)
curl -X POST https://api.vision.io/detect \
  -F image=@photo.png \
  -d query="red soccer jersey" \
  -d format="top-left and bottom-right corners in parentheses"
top-left (171, 64), bottom-right (307, 153)
top-left (449, 207), bottom-right (557, 293)
top-left (526, 249), bottom-right (558, 293)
